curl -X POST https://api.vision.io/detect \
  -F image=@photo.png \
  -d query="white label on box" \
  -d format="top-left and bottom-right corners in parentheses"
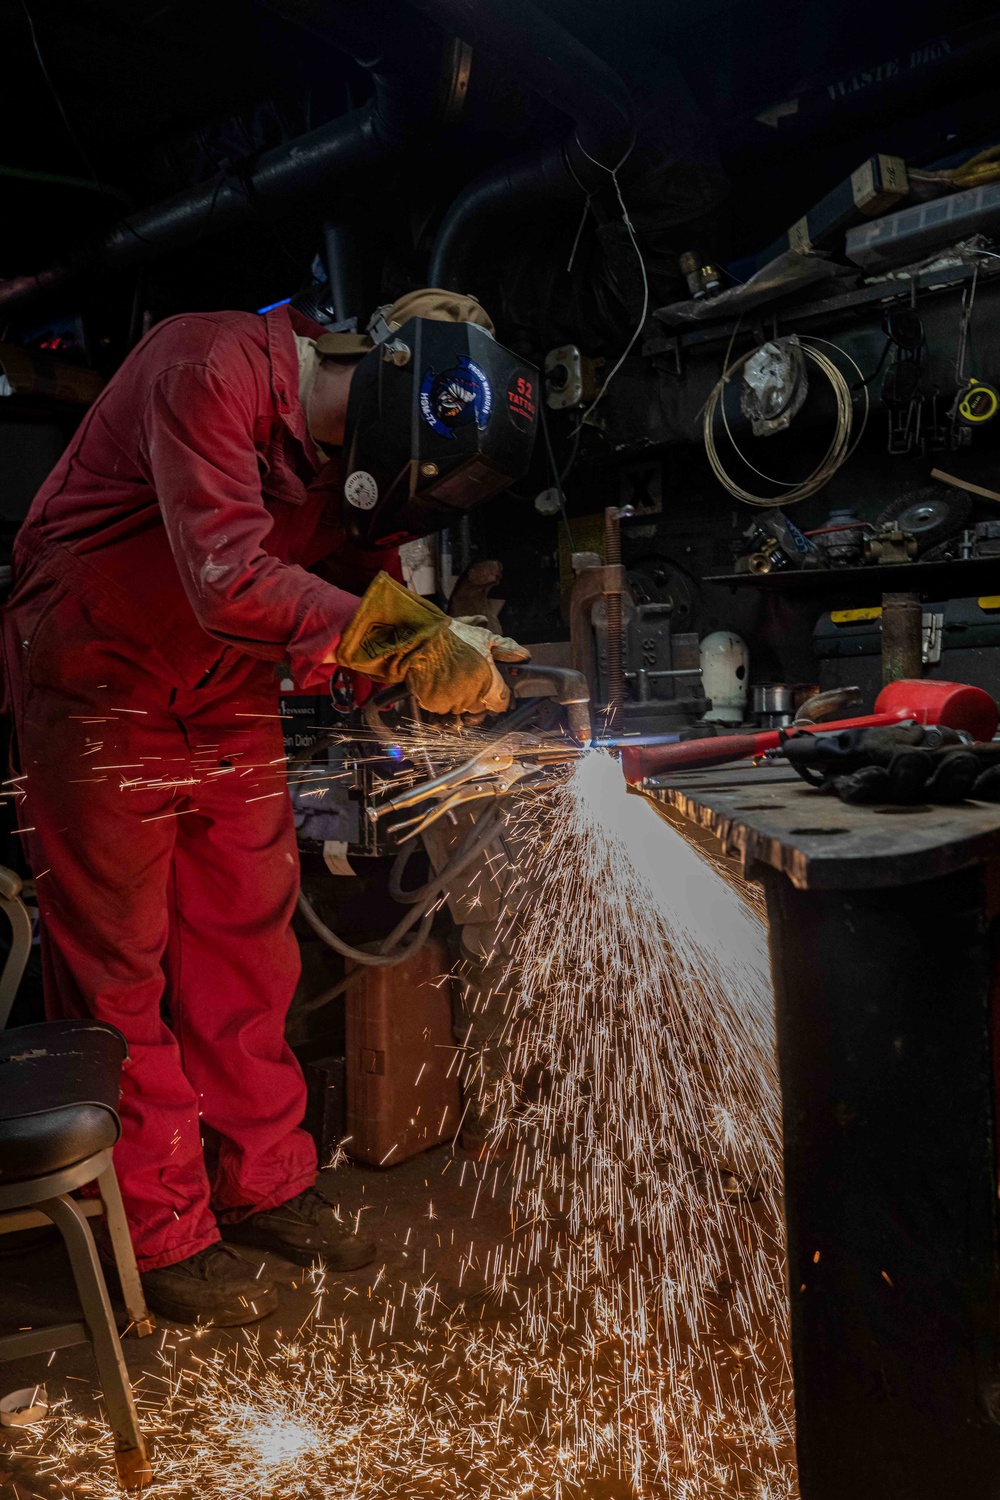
top-left (323, 839), bottom-right (355, 876)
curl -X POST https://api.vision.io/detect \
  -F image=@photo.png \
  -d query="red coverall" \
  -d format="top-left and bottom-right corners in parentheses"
top-left (1, 305), bottom-right (393, 1270)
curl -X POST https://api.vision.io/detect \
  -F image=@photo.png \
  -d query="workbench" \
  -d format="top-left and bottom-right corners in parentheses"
top-left (647, 763), bottom-right (1000, 1500)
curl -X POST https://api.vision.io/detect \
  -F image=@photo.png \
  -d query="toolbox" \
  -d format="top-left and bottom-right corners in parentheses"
top-left (813, 596), bottom-right (1000, 707)
top-left (845, 180), bottom-right (1000, 270)
top-left (345, 938), bottom-right (461, 1167)
top-left (814, 597), bottom-right (1000, 660)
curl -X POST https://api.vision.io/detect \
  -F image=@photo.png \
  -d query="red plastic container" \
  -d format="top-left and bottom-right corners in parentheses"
top-left (345, 938), bottom-right (461, 1167)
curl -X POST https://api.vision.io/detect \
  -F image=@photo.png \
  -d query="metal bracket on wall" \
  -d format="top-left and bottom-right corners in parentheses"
top-left (647, 332), bottom-right (684, 377)
top-left (922, 610), bottom-right (944, 664)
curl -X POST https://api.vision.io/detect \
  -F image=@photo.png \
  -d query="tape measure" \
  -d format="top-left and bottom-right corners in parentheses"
top-left (958, 378), bottom-right (1000, 423)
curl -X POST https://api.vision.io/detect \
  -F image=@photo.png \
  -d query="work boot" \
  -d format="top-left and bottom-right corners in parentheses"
top-left (221, 1185), bottom-right (377, 1270)
top-left (140, 1243), bottom-right (278, 1327)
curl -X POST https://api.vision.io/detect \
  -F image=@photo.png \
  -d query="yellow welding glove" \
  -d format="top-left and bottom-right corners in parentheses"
top-left (336, 571), bottom-right (530, 716)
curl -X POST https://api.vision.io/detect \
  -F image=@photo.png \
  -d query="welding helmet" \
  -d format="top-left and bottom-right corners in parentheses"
top-left (317, 289), bottom-right (539, 548)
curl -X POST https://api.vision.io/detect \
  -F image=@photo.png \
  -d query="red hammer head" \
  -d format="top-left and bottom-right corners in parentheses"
top-left (874, 679), bottom-right (998, 740)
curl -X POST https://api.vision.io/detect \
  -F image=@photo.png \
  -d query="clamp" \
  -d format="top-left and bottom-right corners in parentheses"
top-left (366, 731), bottom-right (582, 838)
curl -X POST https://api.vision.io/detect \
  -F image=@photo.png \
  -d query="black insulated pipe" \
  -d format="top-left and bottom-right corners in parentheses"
top-left (97, 105), bottom-right (400, 267)
top-left (405, 0), bottom-right (632, 161)
top-left (429, 142), bottom-right (580, 291)
top-left (322, 218), bottom-right (368, 325)
top-left (0, 0), bottom-right (460, 313)
top-left (0, 124), bottom-right (394, 314)
top-left (412, 0), bottom-right (634, 290)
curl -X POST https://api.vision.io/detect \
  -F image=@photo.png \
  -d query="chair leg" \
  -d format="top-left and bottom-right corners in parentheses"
top-left (95, 1163), bottom-right (155, 1338)
top-left (43, 1195), bottom-right (152, 1490)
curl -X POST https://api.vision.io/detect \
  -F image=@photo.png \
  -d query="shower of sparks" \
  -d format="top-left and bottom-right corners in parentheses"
top-left (470, 749), bottom-right (794, 1493)
top-left (215, 1397), bottom-right (325, 1481)
top-left (13, 744), bottom-right (795, 1498)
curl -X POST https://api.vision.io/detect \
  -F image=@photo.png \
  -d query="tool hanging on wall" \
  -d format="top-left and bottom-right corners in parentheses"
top-left (854, 304), bottom-right (951, 458)
top-left (922, 387), bottom-right (949, 454)
top-left (879, 308), bottom-right (928, 456)
top-left (948, 266), bottom-right (1000, 447)
top-left (703, 335), bottom-right (868, 506)
top-left (957, 378), bottom-right (999, 425)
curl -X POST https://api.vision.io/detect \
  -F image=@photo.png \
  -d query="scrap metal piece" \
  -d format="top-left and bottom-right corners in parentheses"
top-left (739, 336), bottom-right (809, 436)
top-left (794, 685), bottom-right (863, 725)
top-left (863, 526), bottom-right (918, 565)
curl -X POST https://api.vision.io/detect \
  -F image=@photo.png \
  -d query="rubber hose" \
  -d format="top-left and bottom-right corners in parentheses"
top-left (293, 967), bottom-right (359, 1017)
top-left (389, 805), bottom-right (504, 904)
top-left (297, 805), bottom-right (503, 966)
top-left (297, 885), bottom-right (437, 966)
top-left (387, 835), bottom-right (422, 903)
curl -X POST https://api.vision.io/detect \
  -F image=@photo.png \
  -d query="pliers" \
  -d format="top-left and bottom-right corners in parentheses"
top-left (367, 732), bottom-right (582, 838)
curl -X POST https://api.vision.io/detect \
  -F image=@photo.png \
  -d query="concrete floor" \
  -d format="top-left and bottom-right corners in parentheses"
top-left (0, 1145), bottom-right (511, 1495)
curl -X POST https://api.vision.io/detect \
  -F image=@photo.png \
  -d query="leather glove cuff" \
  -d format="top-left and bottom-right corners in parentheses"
top-left (335, 571), bottom-right (448, 682)
top-left (336, 571), bottom-right (531, 715)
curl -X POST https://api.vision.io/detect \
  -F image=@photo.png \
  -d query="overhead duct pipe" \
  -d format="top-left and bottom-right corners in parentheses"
top-left (407, 0), bottom-right (633, 161)
top-left (428, 139), bottom-right (591, 290)
top-left (322, 217), bottom-right (369, 325)
top-left (411, 0), bottom-right (633, 290)
top-left (0, 0), bottom-right (464, 314)
top-left (414, 0), bottom-right (723, 299)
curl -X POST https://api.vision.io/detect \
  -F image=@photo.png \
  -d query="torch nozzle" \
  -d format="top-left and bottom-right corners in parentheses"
top-left (565, 700), bottom-right (593, 747)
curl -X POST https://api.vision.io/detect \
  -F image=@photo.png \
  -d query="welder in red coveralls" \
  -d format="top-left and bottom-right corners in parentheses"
top-left (1, 289), bottom-right (528, 1327)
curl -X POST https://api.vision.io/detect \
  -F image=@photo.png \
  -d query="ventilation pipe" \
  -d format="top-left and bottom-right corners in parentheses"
top-left (410, 0), bottom-right (634, 290)
top-left (408, 0), bottom-right (633, 160)
top-left (414, 0), bottom-right (726, 306)
top-left (0, 0), bottom-right (465, 313)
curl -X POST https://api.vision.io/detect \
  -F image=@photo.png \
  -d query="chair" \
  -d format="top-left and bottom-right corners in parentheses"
top-left (0, 865), bottom-right (153, 1488)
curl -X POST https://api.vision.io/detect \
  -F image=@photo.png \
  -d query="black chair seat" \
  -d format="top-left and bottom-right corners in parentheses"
top-left (0, 1021), bottom-right (127, 1184)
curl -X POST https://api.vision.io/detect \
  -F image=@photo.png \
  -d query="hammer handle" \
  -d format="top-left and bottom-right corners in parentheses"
top-left (620, 712), bottom-right (904, 784)
top-left (621, 733), bottom-right (776, 782)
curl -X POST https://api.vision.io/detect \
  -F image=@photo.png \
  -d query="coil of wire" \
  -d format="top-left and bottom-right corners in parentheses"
top-left (703, 335), bottom-right (868, 506)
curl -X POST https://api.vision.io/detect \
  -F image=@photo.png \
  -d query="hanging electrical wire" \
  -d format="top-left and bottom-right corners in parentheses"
top-left (537, 399), bottom-right (577, 554)
top-left (703, 334), bottom-right (869, 506)
top-left (20, 0), bottom-right (108, 193)
top-left (554, 137), bottom-right (648, 488)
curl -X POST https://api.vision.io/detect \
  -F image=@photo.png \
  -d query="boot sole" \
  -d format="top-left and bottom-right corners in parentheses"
top-left (221, 1225), bottom-right (377, 1271)
top-left (142, 1282), bottom-right (279, 1328)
